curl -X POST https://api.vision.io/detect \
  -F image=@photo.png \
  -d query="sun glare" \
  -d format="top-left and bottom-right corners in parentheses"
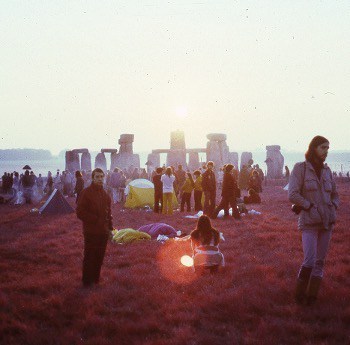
top-left (180, 255), bottom-right (193, 267)
top-left (176, 106), bottom-right (188, 118)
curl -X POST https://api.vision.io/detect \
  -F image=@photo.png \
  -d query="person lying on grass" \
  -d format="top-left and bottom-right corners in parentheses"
top-left (190, 215), bottom-right (224, 273)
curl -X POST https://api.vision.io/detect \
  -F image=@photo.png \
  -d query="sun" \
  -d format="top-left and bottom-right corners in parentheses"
top-left (175, 106), bottom-right (188, 118)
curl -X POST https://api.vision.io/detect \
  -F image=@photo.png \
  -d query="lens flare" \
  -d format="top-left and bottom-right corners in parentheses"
top-left (180, 255), bottom-right (193, 267)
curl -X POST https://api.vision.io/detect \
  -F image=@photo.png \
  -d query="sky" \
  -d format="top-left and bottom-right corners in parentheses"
top-left (1, 1), bottom-right (349, 155)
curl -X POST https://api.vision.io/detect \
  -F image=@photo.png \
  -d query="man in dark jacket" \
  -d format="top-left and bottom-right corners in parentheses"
top-left (202, 161), bottom-right (217, 217)
top-left (211, 164), bottom-right (241, 220)
top-left (152, 167), bottom-right (163, 213)
top-left (76, 168), bottom-right (113, 287)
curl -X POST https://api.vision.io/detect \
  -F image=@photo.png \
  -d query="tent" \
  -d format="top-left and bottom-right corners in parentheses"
top-left (39, 189), bottom-right (74, 215)
top-left (124, 179), bottom-right (178, 209)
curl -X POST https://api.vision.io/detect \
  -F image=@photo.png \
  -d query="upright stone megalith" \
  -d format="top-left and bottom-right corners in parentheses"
top-left (188, 152), bottom-right (200, 171)
top-left (228, 152), bottom-right (239, 170)
top-left (114, 134), bottom-right (140, 171)
top-left (265, 145), bottom-right (284, 179)
top-left (95, 152), bottom-right (107, 172)
top-left (167, 130), bottom-right (187, 167)
top-left (65, 150), bottom-right (81, 173)
top-left (146, 153), bottom-right (160, 174)
top-left (206, 133), bottom-right (230, 169)
top-left (81, 152), bottom-right (91, 171)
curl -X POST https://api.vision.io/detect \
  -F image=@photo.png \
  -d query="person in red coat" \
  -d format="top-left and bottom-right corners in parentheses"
top-left (76, 168), bottom-right (113, 287)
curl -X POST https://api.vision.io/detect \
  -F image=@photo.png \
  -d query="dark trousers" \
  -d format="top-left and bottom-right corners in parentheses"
top-left (83, 232), bottom-right (109, 286)
top-left (181, 192), bottom-right (191, 212)
top-left (203, 190), bottom-right (216, 216)
top-left (212, 196), bottom-right (241, 219)
top-left (154, 192), bottom-right (163, 213)
top-left (194, 190), bottom-right (203, 211)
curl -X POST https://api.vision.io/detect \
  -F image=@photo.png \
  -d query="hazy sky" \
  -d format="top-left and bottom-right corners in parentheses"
top-left (1, 1), bottom-right (349, 155)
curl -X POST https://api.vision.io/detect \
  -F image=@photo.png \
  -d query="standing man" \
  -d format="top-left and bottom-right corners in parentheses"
top-left (152, 167), bottom-right (163, 213)
top-left (202, 161), bottom-right (216, 216)
top-left (211, 164), bottom-right (241, 220)
top-left (289, 136), bottom-right (339, 305)
top-left (76, 168), bottom-right (113, 287)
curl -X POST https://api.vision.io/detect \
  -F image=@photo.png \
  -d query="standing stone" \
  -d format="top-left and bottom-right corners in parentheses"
top-left (119, 134), bottom-right (134, 154)
top-left (71, 152), bottom-right (80, 173)
top-left (110, 152), bottom-right (118, 171)
top-left (265, 145), bottom-right (284, 179)
top-left (228, 152), bottom-right (239, 170)
top-left (167, 130), bottom-right (186, 168)
top-left (206, 133), bottom-right (230, 169)
top-left (240, 152), bottom-right (253, 170)
top-left (188, 152), bottom-right (200, 172)
top-left (114, 134), bottom-right (140, 171)
top-left (146, 153), bottom-right (160, 175)
top-left (81, 152), bottom-right (91, 171)
top-left (95, 153), bottom-right (107, 172)
top-left (65, 151), bottom-right (73, 172)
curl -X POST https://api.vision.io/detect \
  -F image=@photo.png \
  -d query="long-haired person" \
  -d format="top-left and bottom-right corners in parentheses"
top-left (161, 167), bottom-right (175, 215)
top-left (289, 136), bottom-right (339, 305)
top-left (193, 170), bottom-right (203, 211)
top-left (190, 215), bottom-right (224, 273)
top-left (74, 170), bottom-right (84, 203)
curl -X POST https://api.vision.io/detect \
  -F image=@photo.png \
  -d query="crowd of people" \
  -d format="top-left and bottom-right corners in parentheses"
top-left (0, 135), bottom-right (344, 307)
top-left (151, 161), bottom-right (264, 218)
top-left (74, 135), bottom-right (341, 308)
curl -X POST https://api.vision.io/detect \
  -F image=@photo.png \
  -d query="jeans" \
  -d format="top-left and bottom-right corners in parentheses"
top-left (301, 228), bottom-right (332, 278)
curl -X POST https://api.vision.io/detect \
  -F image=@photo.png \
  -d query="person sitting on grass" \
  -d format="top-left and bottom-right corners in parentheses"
top-left (243, 188), bottom-right (261, 204)
top-left (190, 215), bottom-right (224, 273)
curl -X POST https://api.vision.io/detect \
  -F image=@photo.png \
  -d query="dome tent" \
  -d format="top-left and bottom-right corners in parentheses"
top-left (124, 179), bottom-right (178, 209)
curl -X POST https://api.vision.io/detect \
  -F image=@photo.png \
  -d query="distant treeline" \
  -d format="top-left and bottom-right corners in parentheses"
top-left (0, 149), bottom-right (53, 161)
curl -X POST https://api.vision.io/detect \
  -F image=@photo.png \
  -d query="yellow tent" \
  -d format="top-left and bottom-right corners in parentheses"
top-left (124, 179), bottom-right (178, 209)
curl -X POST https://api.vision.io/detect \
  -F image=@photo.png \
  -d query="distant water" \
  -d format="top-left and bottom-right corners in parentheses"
top-left (1, 152), bottom-right (349, 176)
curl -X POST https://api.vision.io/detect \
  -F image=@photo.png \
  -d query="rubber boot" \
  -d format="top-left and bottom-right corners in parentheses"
top-left (306, 276), bottom-right (322, 306)
top-left (295, 266), bottom-right (312, 305)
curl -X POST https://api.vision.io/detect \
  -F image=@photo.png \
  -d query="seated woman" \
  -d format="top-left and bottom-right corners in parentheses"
top-left (243, 188), bottom-right (261, 204)
top-left (190, 215), bottom-right (224, 273)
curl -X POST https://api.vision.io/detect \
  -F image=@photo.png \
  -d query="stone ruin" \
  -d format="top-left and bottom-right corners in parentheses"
top-left (65, 134), bottom-right (140, 173)
top-left (265, 145), bottom-right (284, 179)
top-left (65, 149), bottom-right (91, 172)
top-left (147, 130), bottom-right (240, 174)
top-left (206, 133), bottom-right (238, 170)
top-left (66, 132), bottom-right (285, 180)
top-left (111, 134), bottom-right (140, 171)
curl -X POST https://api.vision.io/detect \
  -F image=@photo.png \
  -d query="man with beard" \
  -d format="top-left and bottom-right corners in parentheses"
top-left (76, 168), bottom-right (114, 287)
top-left (289, 136), bottom-right (339, 305)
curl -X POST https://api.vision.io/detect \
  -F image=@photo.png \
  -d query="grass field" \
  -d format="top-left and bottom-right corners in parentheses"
top-left (1, 184), bottom-right (349, 345)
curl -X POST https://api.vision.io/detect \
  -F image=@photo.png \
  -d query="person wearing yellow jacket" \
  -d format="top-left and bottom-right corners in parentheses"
top-left (193, 170), bottom-right (203, 211)
top-left (180, 172), bottom-right (194, 212)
